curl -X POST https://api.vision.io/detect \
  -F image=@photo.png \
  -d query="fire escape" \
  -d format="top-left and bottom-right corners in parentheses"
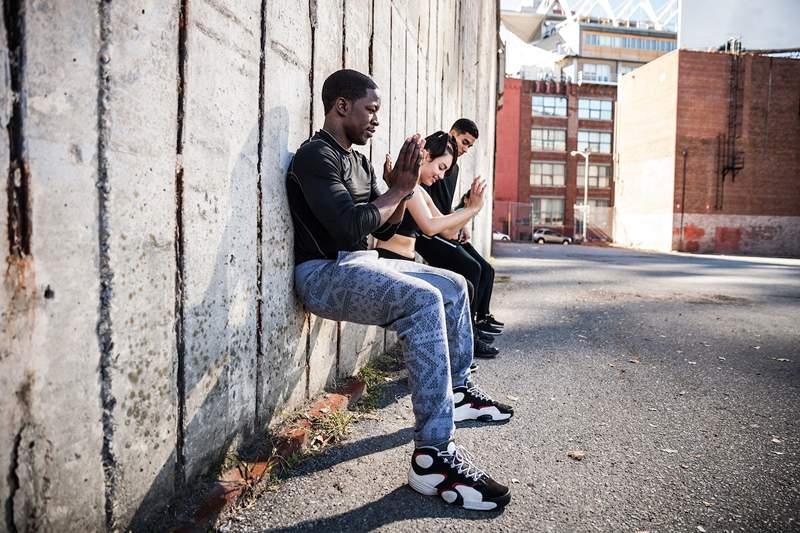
top-left (715, 39), bottom-right (746, 210)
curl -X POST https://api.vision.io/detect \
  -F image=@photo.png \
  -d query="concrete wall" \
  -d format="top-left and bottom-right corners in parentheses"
top-left (674, 213), bottom-right (800, 257)
top-left (612, 51), bottom-right (679, 251)
top-left (0, 1), bottom-right (498, 531)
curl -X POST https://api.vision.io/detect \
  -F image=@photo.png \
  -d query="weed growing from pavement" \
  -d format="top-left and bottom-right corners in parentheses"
top-left (354, 345), bottom-right (405, 412)
top-left (216, 346), bottom-right (406, 524)
top-left (355, 365), bottom-right (386, 411)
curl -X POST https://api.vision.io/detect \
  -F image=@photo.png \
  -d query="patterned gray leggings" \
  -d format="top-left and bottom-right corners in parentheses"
top-left (295, 250), bottom-right (474, 446)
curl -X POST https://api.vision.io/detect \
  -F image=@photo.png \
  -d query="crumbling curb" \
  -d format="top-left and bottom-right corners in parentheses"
top-left (175, 378), bottom-right (366, 531)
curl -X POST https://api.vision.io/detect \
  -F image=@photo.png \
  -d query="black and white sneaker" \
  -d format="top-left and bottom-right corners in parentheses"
top-left (476, 329), bottom-right (495, 344)
top-left (453, 384), bottom-right (514, 422)
top-left (476, 320), bottom-right (502, 336)
top-left (408, 441), bottom-right (511, 511)
top-left (474, 338), bottom-right (499, 359)
top-left (482, 314), bottom-right (505, 328)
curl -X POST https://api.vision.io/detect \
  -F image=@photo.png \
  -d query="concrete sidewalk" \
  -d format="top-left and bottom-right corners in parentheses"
top-left (219, 243), bottom-right (800, 532)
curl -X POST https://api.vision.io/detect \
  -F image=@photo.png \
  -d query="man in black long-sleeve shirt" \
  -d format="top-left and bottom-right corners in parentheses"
top-left (287, 70), bottom-right (513, 511)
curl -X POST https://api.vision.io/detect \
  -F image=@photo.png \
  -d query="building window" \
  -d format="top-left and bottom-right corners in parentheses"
top-left (531, 128), bottom-right (566, 151)
top-left (589, 199), bottom-right (610, 208)
top-left (582, 63), bottom-right (611, 82)
top-left (577, 164), bottom-right (612, 188)
top-left (531, 162), bottom-right (565, 186)
top-left (578, 99), bottom-right (613, 120)
top-left (531, 197), bottom-right (565, 226)
top-left (588, 33), bottom-right (675, 52)
top-left (577, 130), bottom-right (612, 153)
top-left (618, 64), bottom-right (637, 77)
top-left (532, 95), bottom-right (567, 117)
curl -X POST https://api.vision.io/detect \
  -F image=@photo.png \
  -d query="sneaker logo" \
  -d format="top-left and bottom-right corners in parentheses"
top-left (453, 392), bottom-right (465, 404)
top-left (414, 454), bottom-right (434, 469)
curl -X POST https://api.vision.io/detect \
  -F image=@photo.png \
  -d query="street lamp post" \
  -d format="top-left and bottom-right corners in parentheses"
top-left (571, 150), bottom-right (591, 242)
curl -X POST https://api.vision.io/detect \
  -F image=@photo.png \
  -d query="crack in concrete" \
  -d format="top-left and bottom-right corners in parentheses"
top-left (95, 1), bottom-right (118, 530)
top-left (254, 0), bottom-right (267, 430)
top-left (388, 8), bottom-right (392, 148)
top-left (305, 314), bottom-right (311, 399)
top-left (3, 0), bottom-right (31, 258)
top-left (335, 321), bottom-right (342, 379)
top-left (341, 0), bottom-right (346, 69)
top-left (174, 0), bottom-right (190, 493)
top-left (306, 0), bottom-right (316, 399)
top-left (403, 27), bottom-right (407, 134)
top-left (368, 0), bottom-right (374, 76)
top-left (308, 0), bottom-right (316, 138)
top-left (4, 428), bottom-right (21, 533)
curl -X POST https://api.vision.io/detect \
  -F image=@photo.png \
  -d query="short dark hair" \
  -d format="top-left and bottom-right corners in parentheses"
top-left (321, 69), bottom-right (378, 114)
top-left (451, 118), bottom-right (479, 139)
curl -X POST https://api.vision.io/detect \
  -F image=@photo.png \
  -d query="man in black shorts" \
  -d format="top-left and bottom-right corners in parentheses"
top-left (287, 70), bottom-right (513, 511)
top-left (416, 119), bottom-right (505, 348)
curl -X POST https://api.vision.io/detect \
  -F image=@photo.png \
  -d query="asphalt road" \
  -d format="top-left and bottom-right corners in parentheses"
top-left (222, 243), bottom-right (800, 533)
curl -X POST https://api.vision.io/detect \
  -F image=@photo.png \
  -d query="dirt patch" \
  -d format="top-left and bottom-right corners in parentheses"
top-left (687, 294), bottom-right (751, 305)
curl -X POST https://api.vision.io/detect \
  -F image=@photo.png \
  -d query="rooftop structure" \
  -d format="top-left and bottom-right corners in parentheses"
top-left (501, 0), bottom-right (678, 83)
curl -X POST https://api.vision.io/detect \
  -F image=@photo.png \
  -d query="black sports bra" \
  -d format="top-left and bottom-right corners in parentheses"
top-left (395, 207), bottom-right (420, 238)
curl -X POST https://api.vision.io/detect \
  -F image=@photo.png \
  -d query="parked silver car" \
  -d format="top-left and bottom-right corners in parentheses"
top-left (533, 228), bottom-right (572, 245)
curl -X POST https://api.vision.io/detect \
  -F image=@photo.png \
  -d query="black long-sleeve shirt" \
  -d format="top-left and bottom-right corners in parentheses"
top-left (287, 130), bottom-right (400, 264)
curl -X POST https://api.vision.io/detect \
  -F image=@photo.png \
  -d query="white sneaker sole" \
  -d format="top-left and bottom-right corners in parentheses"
top-left (408, 469), bottom-right (500, 511)
top-left (453, 404), bottom-right (512, 422)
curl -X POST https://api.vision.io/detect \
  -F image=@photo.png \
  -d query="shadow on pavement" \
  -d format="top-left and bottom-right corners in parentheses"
top-left (264, 486), bottom-right (504, 532)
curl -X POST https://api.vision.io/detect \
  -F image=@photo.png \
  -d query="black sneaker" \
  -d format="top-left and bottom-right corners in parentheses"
top-left (476, 329), bottom-right (495, 344)
top-left (482, 314), bottom-right (505, 328)
top-left (453, 383), bottom-right (514, 422)
top-left (469, 362), bottom-right (479, 372)
top-left (476, 320), bottom-right (502, 336)
top-left (408, 441), bottom-right (511, 511)
top-left (474, 338), bottom-right (499, 359)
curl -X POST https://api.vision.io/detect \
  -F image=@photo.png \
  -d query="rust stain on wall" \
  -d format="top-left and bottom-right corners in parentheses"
top-left (714, 226), bottom-right (741, 253)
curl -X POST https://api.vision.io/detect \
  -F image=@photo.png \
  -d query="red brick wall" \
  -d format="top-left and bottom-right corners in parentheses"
top-left (673, 51), bottom-right (800, 254)
top-left (675, 51), bottom-right (800, 217)
top-left (494, 77), bottom-right (522, 203)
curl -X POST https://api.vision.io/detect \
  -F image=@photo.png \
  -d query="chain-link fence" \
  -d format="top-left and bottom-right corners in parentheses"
top-left (573, 204), bottom-right (613, 242)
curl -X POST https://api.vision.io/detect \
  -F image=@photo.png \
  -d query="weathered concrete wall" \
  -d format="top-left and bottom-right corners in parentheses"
top-left (613, 51), bottom-right (679, 252)
top-left (0, 1), bottom-right (498, 531)
top-left (673, 214), bottom-right (800, 257)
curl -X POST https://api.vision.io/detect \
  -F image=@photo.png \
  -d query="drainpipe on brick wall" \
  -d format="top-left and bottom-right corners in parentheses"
top-left (679, 148), bottom-right (688, 251)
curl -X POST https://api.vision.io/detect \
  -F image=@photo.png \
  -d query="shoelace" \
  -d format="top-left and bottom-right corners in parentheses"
top-left (466, 384), bottom-right (494, 403)
top-left (439, 444), bottom-right (486, 481)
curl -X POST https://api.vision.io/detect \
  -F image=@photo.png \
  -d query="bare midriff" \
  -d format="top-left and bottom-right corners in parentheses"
top-left (375, 234), bottom-right (416, 260)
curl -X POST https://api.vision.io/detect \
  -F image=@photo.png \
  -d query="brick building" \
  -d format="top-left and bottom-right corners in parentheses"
top-left (614, 50), bottom-right (800, 256)
top-left (494, 76), bottom-right (616, 239)
top-left (496, 1), bottom-right (677, 240)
